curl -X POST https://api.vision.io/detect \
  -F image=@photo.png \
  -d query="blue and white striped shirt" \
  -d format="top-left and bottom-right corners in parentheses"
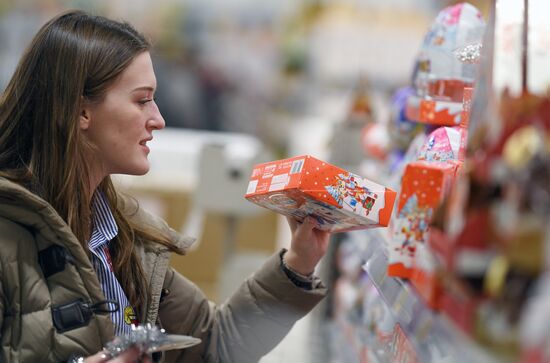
top-left (89, 192), bottom-right (136, 336)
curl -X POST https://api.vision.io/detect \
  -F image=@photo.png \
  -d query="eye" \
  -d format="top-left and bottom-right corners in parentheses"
top-left (138, 96), bottom-right (157, 106)
top-left (138, 98), bottom-right (152, 105)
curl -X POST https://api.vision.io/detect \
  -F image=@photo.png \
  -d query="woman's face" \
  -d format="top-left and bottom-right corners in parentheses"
top-left (82, 51), bottom-right (164, 179)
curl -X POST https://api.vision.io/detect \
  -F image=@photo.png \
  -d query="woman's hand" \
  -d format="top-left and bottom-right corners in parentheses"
top-left (83, 346), bottom-right (152, 363)
top-left (284, 216), bottom-right (331, 276)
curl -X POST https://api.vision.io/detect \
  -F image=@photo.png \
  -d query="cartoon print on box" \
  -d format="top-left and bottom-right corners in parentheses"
top-left (418, 126), bottom-right (462, 162)
top-left (325, 173), bottom-right (381, 218)
top-left (267, 191), bottom-right (316, 222)
top-left (304, 200), bottom-right (350, 227)
top-left (391, 194), bottom-right (433, 262)
top-left (405, 3), bottom-right (485, 126)
top-left (387, 162), bottom-right (457, 278)
top-left (267, 192), bottom-right (350, 228)
top-left (421, 3), bottom-right (484, 84)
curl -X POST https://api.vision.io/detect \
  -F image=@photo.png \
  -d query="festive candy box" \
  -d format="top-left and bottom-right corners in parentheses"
top-left (387, 161), bottom-right (459, 279)
top-left (417, 126), bottom-right (463, 163)
top-left (245, 155), bottom-right (396, 232)
top-left (405, 96), bottom-right (465, 126)
top-left (406, 84), bottom-right (475, 308)
top-left (405, 3), bottom-right (485, 127)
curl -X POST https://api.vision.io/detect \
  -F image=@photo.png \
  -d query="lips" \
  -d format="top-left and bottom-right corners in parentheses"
top-left (139, 137), bottom-right (153, 146)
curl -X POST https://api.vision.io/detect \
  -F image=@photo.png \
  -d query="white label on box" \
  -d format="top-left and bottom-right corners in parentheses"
top-left (262, 164), bottom-right (276, 179)
top-left (290, 159), bottom-right (305, 174)
top-left (246, 180), bottom-right (258, 194)
top-left (269, 173), bottom-right (289, 192)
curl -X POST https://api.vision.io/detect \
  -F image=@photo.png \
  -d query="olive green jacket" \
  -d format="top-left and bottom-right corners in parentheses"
top-left (0, 178), bottom-right (326, 362)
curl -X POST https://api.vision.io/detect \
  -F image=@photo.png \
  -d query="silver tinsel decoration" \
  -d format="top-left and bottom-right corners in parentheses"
top-left (104, 324), bottom-right (201, 357)
top-left (454, 43), bottom-right (482, 64)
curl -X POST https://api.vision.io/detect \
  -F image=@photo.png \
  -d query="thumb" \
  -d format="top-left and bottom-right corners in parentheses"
top-left (294, 216), bottom-right (316, 240)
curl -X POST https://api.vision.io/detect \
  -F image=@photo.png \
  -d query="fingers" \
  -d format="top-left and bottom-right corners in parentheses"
top-left (111, 346), bottom-right (141, 362)
top-left (302, 216), bottom-right (317, 228)
top-left (286, 216), bottom-right (299, 232)
top-left (84, 346), bottom-right (147, 363)
top-left (313, 228), bottom-right (331, 252)
top-left (294, 216), bottom-right (316, 239)
top-left (83, 352), bottom-right (110, 363)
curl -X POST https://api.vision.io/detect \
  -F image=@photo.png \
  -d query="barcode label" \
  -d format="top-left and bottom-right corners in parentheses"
top-left (246, 180), bottom-right (258, 194)
top-left (269, 174), bottom-right (289, 191)
top-left (290, 159), bottom-right (304, 174)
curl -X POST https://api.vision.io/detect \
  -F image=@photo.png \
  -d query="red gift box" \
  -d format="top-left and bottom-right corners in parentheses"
top-left (405, 96), bottom-right (464, 126)
top-left (245, 155), bottom-right (396, 232)
top-left (388, 161), bottom-right (459, 280)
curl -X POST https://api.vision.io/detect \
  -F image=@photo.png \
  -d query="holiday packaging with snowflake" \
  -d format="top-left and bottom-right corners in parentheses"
top-left (245, 155), bottom-right (396, 232)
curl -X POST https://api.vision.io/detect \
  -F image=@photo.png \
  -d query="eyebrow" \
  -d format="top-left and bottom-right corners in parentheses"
top-left (131, 86), bottom-right (156, 93)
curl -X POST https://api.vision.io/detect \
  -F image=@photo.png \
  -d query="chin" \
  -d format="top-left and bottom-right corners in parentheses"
top-left (123, 163), bottom-right (150, 176)
top-left (134, 166), bottom-right (150, 175)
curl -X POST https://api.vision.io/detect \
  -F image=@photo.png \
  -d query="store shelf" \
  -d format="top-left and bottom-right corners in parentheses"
top-left (360, 229), bottom-right (501, 363)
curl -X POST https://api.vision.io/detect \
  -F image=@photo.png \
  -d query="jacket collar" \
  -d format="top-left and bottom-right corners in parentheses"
top-left (115, 192), bottom-right (196, 253)
top-left (0, 177), bottom-right (86, 251)
top-left (0, 177), bottom-right (195, 253)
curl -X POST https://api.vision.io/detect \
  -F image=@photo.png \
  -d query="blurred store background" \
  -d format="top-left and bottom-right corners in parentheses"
top-left (0, 0), bottom-right (501, 362)
top-left (0, 0), bottom-right (470, 298)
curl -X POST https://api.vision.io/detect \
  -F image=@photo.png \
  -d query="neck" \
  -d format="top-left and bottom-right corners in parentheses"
top-left (86, 157), bottom-right (109, 203)
top-left (88, 160), bottom-right (109, 205)
top-left (88, 170), bottom-right (107, 206)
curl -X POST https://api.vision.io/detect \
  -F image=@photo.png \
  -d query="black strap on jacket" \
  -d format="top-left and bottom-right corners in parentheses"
top-left (52, 299), bottom-right (120, 333)
top-left (38, 244), bottom-right (75, 278)
top-left (38, 244), bottom-right (120, 333)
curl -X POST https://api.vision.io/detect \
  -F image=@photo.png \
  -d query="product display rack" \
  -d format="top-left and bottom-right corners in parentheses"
top-left (364, 229), bottom-right (501, 363)
top-left (324, 1), bottom-right (550, 361)
top-left (331, 228), bottom-right (506, 363)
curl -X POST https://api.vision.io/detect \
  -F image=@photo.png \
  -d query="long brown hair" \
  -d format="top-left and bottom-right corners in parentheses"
top-left (0, 10), bottom-right (182, 310)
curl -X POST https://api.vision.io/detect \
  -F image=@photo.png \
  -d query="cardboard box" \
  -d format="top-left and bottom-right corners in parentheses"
top-left (388, 161), bottom-right (458, 279)
top-left (245, 155), bottom-right (396, 232)
top-left (408, 88), bottom-right (474, 308)
top-left (406, 96), bottom-right (464, 126)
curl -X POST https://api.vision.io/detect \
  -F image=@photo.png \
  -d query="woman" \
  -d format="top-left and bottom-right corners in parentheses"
top-left (0, 10), bottom-right (329, 363)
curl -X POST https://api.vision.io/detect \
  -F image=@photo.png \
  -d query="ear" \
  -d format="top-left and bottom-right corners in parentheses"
top-left (79, 104), bottom-right (91, 131)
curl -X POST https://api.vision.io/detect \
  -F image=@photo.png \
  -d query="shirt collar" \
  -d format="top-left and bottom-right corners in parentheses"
top-left (89, 191), bottom-right (119, 249)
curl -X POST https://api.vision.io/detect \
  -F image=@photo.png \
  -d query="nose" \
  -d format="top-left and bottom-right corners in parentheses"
top-left (148, 102), bottom-right (165, 131)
